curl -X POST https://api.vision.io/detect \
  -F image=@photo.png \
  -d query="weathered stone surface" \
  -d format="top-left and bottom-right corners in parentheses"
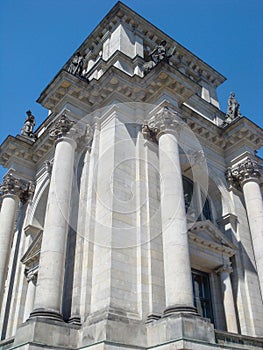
top-left (0, 2), bottom-right (263, 350)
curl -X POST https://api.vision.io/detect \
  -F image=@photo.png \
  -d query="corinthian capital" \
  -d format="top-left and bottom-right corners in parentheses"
top-left (0, 170), bottom-right (35, 203)
top-left (226, 158), bottom-right (261, 188)
top-left (146, 106), bottom-right (183, 140)
top-left (49, 114), bottom-right (75, 139)
top-left (49, 114), bottom-right (93, 146)
top-left (0, 171), bottom-right (21, 197)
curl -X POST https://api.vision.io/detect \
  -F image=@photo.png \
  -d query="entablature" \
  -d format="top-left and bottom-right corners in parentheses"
top-left (0, 128), bottom-right (54, 169)
top-left (37, 59), bottom-right (201, 111)
top-left (221, 117), bottom-right (263, 160)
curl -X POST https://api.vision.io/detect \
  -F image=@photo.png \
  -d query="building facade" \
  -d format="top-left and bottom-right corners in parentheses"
top-left (0, 2), bottom-right (263, 349)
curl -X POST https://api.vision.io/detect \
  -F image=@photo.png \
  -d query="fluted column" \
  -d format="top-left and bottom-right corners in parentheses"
top-left (227, 158), bottom-right (263, 297)
top-left (31, 115), bottom-right (86, 320)
top-left (146, 106), bottom-right (196, 316)
top-left (0, 171), bottom-right (33, 300)
top-left (216, 264), bottom-right (238, 333)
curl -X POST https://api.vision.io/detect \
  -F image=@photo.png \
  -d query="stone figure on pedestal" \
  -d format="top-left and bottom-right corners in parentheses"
top-left (225, 92), bottom-right (241, 122)
top-left (143, 40), bottom-right (176, 74)
top-left (21, 110), bottom-right (36, 138)
top-left (68, 52), bottom-right (84, 76)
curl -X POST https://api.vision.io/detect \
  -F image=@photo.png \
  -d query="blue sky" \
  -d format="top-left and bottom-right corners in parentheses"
top-left (0, 0), bottom-right (262, 179)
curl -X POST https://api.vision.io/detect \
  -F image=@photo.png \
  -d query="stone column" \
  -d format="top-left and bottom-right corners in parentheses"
top-left (227, 158), bottom-right (263, 298)
top-left (69, 126), bottom-right (93, 324)
top-left (216, 264), bottom-right (238, 333)
top-left (0, 171), bottom-right (32, 300)
top-left (23, 271), bottom-right (37, 321)
top-left (31, 115), bottom-right (85, 320)
top-left (147, 106), bottom-right (196, 316)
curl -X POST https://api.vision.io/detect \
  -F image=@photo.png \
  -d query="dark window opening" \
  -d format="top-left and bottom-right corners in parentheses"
top-left (192, 269), bottom-right (214, 322)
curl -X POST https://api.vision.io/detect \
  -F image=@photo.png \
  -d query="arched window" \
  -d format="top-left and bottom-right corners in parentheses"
top-left (183, 176), bottom-right (213, 222)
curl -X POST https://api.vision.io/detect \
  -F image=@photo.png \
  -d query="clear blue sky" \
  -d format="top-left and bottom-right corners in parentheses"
top-left (0, 0), bottom-right (262, 179)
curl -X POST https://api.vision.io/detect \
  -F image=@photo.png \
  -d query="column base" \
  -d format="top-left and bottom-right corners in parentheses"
top-left (29, 308), bottom-right (63, 321)
top-left (68, 315), bottom-right (82, 326)
top-left (163, 304), bottom-right (197, 317)
top-left (145, 313), bottom-right (161, 323)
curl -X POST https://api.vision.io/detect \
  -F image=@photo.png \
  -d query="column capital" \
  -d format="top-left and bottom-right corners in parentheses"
top-left (25, 270), bottom-right (37, 285)
top-left (49, 114), bottom-right (75, 139)
top-left (226, 158), bottom-right (261, 188)
top-left (145, 106), bottom-right (183, 140)
top-left (49, 114), bottom-right (93, 147)
top-left (0, 170), bottom-right (35, 204)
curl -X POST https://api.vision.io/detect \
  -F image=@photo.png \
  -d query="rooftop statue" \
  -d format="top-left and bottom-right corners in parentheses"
top-left (225, 92), bottom-right (241, 122)
top-left (68, 52), bottom-right (84, 76)
top-left (143, 40), bottom-right (176, 74)
top-left (21, 110), bottom-right (36, 138)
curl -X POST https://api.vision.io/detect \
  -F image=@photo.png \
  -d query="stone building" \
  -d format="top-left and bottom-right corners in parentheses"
top-left (0, 2), bottom-right (263, 349)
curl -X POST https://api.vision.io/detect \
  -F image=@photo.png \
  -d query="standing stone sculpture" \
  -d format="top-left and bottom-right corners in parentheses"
top-left (143, 40), bottom-right (176, 74)
top-left (68, 52), bottom-right (84, 76)
top-left (21, 110), bottom-right (36, 138)
top-left (225, 92), bottom-right (241, 121)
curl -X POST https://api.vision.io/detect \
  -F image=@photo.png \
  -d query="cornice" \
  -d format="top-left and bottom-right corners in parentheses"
top-left (0, 129), bottom-right (54, 168)
top-left (220, 116), bottom-right (263, 152)
top-left (37, 59), bottom-right (201, 111)
top-left (60, 2), bottom-right (226, 88)
top-left (188, 220), bottom-right (237, 257)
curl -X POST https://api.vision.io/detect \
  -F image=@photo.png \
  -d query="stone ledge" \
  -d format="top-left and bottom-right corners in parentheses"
top-left (147, 313), bottom-right (215, 347)
top-left (12, 317), bottom-right (79, 349)
top-left (4, 315), bottom-right (263, 350)
top-left (215, 330), bottom-right (263, 350)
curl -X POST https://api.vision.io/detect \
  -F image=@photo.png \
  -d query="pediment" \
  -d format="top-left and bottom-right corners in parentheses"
top-left (21, 231), bottom-right (42, 268)
top-left (188, 220), bottom-right (237, 257)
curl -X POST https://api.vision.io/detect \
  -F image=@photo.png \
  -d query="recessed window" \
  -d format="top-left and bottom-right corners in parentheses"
top-left (192, 269), bottom-right (214, 322)
top-left (183, 176), bottom-right (213, 222)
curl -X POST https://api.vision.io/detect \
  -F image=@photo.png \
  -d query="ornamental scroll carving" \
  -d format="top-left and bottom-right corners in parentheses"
top-left (49, 114), bottom-right (75, 139)
top-left (0, 171), bottom-right (35, 203)
top-left (142, 106), bottom-right (183, 141)
top-left (226, 158), bottom-right (261, 188)
top-left (49, 114), bottom-right (93, 145)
